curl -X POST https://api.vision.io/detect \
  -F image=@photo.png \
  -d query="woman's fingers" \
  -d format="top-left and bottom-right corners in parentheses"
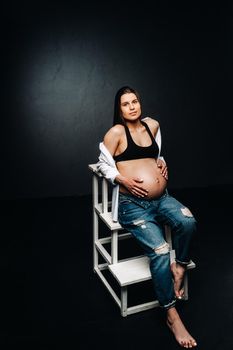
top-left (131, 180), bottom-right (148, 197)
top-left (133, 178), bottom-right (148, 196)
top-left (133, 177), bottom-right (144, 183)
top-left (132, 189), bottom-right (148, 197)
top-left (157, 162), bottom-right (168, 180)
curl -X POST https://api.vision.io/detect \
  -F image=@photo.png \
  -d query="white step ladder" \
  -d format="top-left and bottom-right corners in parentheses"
top-left (89, 163), bottom-right (196, 317)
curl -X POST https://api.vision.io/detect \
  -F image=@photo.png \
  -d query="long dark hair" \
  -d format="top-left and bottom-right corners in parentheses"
top-left (113, 86), bottom-right (142, 126)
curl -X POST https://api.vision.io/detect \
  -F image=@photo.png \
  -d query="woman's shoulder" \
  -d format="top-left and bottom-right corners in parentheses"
top-left (103, 124), bottom-right (125, 142)
top-left (142, 117), bottom-right (160, 131)
top-left (106, 124), bottom-right (125, 136)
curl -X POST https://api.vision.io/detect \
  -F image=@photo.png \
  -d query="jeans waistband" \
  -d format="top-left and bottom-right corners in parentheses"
top-left (119, 190), bottom-right (168, 201)
top-left (119, 191), bottom-right (168, 209)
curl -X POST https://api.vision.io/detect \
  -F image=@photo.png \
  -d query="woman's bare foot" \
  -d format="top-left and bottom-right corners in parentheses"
top-left (167, 307), bottom-right (197, 348)
top-left (171, 262), bottom-right (185, 299)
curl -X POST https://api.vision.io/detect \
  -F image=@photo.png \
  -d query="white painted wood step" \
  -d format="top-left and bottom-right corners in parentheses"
top-left (109, 256), bottom-right (196, 287)
top-left (99, 211), bottom-right (123, 230)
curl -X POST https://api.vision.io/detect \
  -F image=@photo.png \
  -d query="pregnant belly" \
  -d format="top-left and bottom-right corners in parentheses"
top-left (137, 171), bottom-right (167, 198)
top-left (117, 159), bottom-right (167, 199)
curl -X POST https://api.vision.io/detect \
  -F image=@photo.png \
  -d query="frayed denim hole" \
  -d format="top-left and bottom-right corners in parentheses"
top-left (132, 219), bottom-right (147, 229)
top-left (154, 242), bottom-right (170, 255)
top-left (181, 207), bottom-right (193, 217)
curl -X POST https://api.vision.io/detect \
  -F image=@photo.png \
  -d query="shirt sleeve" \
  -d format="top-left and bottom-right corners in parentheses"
top-left (96, 143), bottom-right (120, 185)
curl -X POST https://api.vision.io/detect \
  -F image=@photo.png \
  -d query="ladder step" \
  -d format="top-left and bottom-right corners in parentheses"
top-left (109, 256), bottom-right (196, 286)
top-left (98, 211), bottom-right (123, 230)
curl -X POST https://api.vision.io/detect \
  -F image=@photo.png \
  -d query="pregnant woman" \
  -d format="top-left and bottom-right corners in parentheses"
top-left (97, 86), bottom-right (197, 348)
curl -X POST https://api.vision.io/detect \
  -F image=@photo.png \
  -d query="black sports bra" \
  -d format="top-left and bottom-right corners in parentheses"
top-left (113, 120), bottom-right (159, 163)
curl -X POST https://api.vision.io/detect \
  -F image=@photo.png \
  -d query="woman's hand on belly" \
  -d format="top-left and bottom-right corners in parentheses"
top-left (156, 158), bottom-right (168, 180)
top-left (116, 158), bottom-right (168, 199)
top-left (115, 174), bottom-right (149, 198)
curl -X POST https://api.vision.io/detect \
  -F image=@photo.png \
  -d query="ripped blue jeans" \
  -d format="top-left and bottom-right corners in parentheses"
top-left (118, 192), bottom-right (197, 310)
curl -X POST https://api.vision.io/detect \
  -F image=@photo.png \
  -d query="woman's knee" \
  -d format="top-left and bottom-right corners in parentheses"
top-left (179, 215), bottom-right (197, 235)
top-left (154, 241), bottom-right (170, 255)
top-left (149, 242), bottom-right (171, 264)
top-left (149, 249), bottom-right (171, 278)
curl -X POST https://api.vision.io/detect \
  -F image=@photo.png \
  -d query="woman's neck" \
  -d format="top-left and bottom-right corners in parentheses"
top-left (125, 118), bottom-right (142, 131)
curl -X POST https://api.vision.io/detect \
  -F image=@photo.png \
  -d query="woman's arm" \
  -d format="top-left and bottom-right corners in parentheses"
top-left (143, 117), bottom-right (168, 181)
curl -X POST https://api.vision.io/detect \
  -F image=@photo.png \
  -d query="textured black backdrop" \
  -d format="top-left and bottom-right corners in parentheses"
top-left (2, 2), bottom-right (233, 349)
top-left (1, 1), bottom-right (233, 199)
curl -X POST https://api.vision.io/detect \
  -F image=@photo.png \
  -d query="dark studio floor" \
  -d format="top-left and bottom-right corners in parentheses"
top-left (3, 185), bottom-right (233, 350)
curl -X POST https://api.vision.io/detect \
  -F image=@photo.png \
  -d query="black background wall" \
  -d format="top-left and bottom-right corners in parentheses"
top-left (3, 2), bottom-right (233, 349)
top-left (1, 1), bottom-right (233, 200)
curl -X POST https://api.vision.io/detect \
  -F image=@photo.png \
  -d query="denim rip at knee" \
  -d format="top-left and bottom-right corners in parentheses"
top-left (155, 193), bottom-right (197, 266)
top-left (118, 192), bottom-right (176, 309)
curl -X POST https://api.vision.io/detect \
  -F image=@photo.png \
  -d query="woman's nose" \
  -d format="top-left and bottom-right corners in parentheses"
top-left (129, 103), bottom-right (135, 110)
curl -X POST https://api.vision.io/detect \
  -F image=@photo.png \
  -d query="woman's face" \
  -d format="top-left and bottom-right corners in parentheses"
top-left (120, 93), bottom-right (141, 122)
